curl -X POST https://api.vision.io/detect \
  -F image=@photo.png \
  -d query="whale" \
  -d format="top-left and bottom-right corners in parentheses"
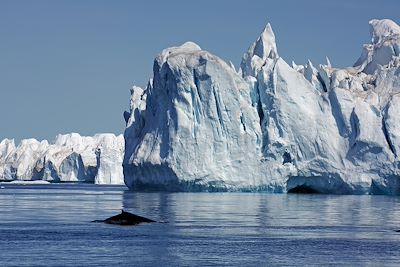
top-left (92, 210), bottom-right (156, 225)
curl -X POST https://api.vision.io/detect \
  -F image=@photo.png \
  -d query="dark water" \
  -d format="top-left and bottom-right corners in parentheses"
top-left (0, 184), bottom-right (399, 266)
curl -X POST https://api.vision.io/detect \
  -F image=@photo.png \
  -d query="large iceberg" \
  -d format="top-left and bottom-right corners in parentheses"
top-left (0, 133), bottom-right (124, 184)
top-left (123, 19), bottom-right (400, 194)
top-left (123, 42), bottom-right (262, 190)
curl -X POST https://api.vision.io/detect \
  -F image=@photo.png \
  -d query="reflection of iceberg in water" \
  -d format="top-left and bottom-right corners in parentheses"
top-left (122, 191), bottom-right (171, 222)
top-left (120, 192), bottom-right (396, 231)
top-left (120, 193), bottom-right (400, 265)
top-left (0, 184), bottom-right (125, 224)
top-left (122, 192), bottom-right (268, 228)
top-left (122, 192), bottom-right (400, 239)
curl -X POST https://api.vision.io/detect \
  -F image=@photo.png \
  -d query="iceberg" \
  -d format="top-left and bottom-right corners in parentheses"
top-left (0, 133), bottom-right (124, 184)
top-left (121, 19), bottom-right (398, 194)
top-left (123, 42), bottom-right (263, 190)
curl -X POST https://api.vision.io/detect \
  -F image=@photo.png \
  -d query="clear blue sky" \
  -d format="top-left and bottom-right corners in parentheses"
top-left (1, 0), bottom-right (399, 142)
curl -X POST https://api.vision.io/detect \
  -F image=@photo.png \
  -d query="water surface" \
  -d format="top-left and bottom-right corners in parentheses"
top-left (0, 184), bottom-right (399, 266)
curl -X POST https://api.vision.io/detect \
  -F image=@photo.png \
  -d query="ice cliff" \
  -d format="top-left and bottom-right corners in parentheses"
top-left (123, 42), bottom-right (262, 190)
top-left (123, 19), bottom-right (400, 194)
top-left (0, 133), bottom-right (124, 184)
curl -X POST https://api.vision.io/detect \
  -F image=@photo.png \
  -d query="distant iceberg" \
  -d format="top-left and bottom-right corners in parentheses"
top-left (123, 19), bottom-right (400, 194)
top-left (0, 133), bottom-right (124, 184)
top-left (4, 180), bottom-right (51, 185)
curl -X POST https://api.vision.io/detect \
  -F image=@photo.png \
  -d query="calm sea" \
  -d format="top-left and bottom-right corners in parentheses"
top-left (0, 184), bottom-right (399, 266)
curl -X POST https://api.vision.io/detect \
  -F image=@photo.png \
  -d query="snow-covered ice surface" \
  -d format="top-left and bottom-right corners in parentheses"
top-left (0, 133), bottom-right (124, 184)
top-left (124, 19), bottom-right (400, 194)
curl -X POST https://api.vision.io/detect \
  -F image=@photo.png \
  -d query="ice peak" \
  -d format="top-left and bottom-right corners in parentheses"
top-left (0, 138), bottom-right (16, 159)
top-left (254, 23), bottom-right (277, 58)
top-left (179, 41), bottom-right (202, 51)
top-left (156, 41), bottom-right (202, 67)
top-left (130, 85), bottom-right (144, 97)
top-left (369, 19), bottom-right (400, 44)
top-left (240, 22), bottom-right (278, 77)
top-left (354, 19), bottom-right (400, 74)
top-left (129, 85), bottom-right (146, 113)
top-left (325, 57), bottom-right (332, 68)
top-left (306, 59), bottom-right (314, 68)
top-left (0, 138), bottom-right (15, 147)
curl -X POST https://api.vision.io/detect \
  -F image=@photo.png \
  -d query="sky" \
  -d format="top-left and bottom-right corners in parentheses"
top-left (1, 0), bottom-right (399, 142)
